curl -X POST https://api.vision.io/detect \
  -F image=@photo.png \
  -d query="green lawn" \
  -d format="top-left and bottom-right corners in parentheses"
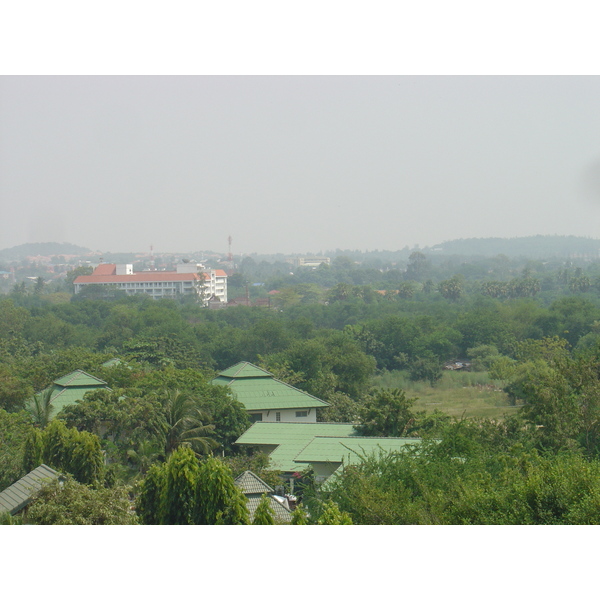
top-left (372, 369), bottom-right (520, 420)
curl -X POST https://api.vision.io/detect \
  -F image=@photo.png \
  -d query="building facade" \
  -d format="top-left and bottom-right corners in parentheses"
top-left (73, 263), bottom-right (227, 303)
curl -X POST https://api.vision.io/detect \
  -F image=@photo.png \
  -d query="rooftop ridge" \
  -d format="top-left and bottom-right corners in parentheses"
top-left (311, 434), bottom-right (419, 440)
top-left (217, 361), bottom-right (274, 379)
top-left (234, 470), bottom-right (275, 494)
top-left (53, 369), bottom-right (109, 387)
top-left (249, 421), bottom-right (354, 426)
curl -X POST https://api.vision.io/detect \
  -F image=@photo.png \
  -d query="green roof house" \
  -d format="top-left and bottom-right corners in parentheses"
top-left (212, 362), bottom-right (329, 423)
top-left (235, 422), bottom-right (358, 473)
top-left (235, 422), bottom-right (421, 486)
top-left (293, 435), bottom-right (421, 484)
top-left (34, 369), bottom-right (111, 418)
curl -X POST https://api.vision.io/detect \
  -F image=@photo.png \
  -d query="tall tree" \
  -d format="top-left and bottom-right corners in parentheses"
top-left (252, 494), bottom-right (275, 525)
top-left (39, 420), bottom-right (104, 485)
top-left (136, 452), bottom-right (250, 525)
top-left (163, 445), bottom-right (201, 525)
top-left (136, 462), bottom-right (167, 525)
top-left (157, 389), bottom-right (218, 457)
top-left (355, 388), bottom-right (417, 437)
top-left (26, 388), bottom-right (55, 428)
top-left (194, 456), bottom-right (250, 525)
top-left (316, 500), bottom-right (353, 525)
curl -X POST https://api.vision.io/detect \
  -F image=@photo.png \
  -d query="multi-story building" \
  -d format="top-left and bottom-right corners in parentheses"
top-left (291, 256), bottom-right (330, 268)
top-left (73, 263), bottom-right (227, 303)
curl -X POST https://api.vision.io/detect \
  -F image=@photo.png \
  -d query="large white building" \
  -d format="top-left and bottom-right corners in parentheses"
top-left (73, 263), bottom-right (227, 303)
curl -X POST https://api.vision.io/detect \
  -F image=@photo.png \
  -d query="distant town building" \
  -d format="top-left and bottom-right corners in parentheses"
top-left (291, 256), bottom-right (330, 268)
top-left (73, 263), bottom-right (227, 303)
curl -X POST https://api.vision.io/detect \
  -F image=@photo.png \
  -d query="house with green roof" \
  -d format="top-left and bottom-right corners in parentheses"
top-left (211, 362), bottom-right (329, 423)
top-left (235, 422), bottom-right (421, 487)
top-left (293, 435), bottom-right (421, 484)
top-left (33, 369), bottom-right (111, 418)
top-left (235, 421), bottom-right (358, 473)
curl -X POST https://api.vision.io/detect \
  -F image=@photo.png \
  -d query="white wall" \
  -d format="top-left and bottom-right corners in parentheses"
top-left (249, 408), bottom-right (316, 423)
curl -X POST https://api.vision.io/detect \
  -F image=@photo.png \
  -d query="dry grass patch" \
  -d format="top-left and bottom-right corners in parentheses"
top-left (372, 370), bottom-right (519, 420)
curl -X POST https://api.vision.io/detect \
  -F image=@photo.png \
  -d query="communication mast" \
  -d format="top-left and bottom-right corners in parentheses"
top-left (227, 235), bottom-right (233, 263)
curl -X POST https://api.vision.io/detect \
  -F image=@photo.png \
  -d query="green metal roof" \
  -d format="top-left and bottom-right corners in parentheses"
top-left (235, 422), bottom-right (358, 472)
top-left (218, 362), bottom-right (274, 378)
top-left (34, 370), bottom-right (111, 417)
top-left (0, 464), bottom-right (62, 516)
top-left (53, 370), bottom-right (108, 387)
top-left (101, 358), bottom-right (122, 367)
top-left (294, 436), bottom-right (421, 466)
top-left (212, 362), bottom-right (329, 412)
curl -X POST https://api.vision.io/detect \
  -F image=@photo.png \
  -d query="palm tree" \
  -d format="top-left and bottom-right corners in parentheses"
top-left (127, 439), bottom-right (163, 474)
top-left (27, 388), bottom-right (55, 428)
top-left (156, 389), bottom-right (218, 457)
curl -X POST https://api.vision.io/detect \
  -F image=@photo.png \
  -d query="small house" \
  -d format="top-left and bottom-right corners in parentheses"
top-left (212, 362), bottom-right (329, 423)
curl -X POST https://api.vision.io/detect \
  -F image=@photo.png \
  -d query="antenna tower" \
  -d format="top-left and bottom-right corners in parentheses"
top-left (227, 235), bottom-right (233, 262)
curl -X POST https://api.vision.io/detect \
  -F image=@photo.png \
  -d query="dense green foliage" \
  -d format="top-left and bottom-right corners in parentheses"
top-left (252, 494), bottom-right (275, 524)
top-left (25, 476), bottom-right (137, 525)
top-left (27, 420), bottom-right (105, 485)
top-left (136, 447), bottom-right (250, 525)
top-left (0, 409), bottom-right (36, 489)
top-left (7, 246), bottom-right (600, 524)
top-left (324, 433), bottom-right (600, 524)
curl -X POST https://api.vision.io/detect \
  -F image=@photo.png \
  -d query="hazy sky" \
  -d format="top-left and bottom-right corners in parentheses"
top-left (2, 76), bottom-right (600, 256)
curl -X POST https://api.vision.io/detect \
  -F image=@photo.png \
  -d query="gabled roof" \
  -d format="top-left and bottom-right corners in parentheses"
top-left (235, 422), bottom-right (358, 472)
top-left (92, 264), bottom-right (117, 276)
top-left (101, 358), bottom-right (121, 367)
top-left (218, 362), bottom-right (273, 379)
top-left (245, 496), bottom-right (292, 523)
top-left (0, 464), bottom-right (62, 516)
top-left (53, 370), bottom-right (108, 388)
top-left (212, 362), bottom-right (329, 412)
top-left (35, 370), bottom-right (111, 416)
top-left (235, 470), bottom-right (274, 495)
top-left (294, 436), bottom-right (421, 466)
top-left (234, 470), bottom-right (292, 523)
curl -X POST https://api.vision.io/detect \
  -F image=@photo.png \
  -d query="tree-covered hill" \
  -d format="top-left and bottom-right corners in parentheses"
top-left (430, 235), bottom-right (600, 259)
top-left (0, 242), bottom-right (94, 261)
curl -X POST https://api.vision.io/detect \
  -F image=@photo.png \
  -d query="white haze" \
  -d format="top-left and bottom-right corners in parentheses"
top-left (2, 75), bottom-right (600, 255)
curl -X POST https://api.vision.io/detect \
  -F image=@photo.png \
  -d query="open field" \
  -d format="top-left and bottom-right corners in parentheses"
top-left (372, 370), bottom-right (521, 420)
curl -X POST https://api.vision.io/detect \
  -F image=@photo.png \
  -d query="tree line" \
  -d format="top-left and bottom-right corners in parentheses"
top-left (5, 251), bottom-right (600, 523)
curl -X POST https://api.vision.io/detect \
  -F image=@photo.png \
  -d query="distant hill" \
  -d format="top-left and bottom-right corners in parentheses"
top-left (429, 236), bottom-right (600, 259)
top-left (0, 242), bottom-right (94, 261)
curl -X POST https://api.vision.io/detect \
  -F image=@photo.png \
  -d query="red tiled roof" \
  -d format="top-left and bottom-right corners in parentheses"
top-left (74, 272), bottom-right (205, 284)
top-left (92, 264), bottom-right (117, 276)
top-left (74, 264), bottom-right (226, 285)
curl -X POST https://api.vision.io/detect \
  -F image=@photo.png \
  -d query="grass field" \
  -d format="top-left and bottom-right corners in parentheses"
top-left (372, 369), bottom-right (520, 420)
